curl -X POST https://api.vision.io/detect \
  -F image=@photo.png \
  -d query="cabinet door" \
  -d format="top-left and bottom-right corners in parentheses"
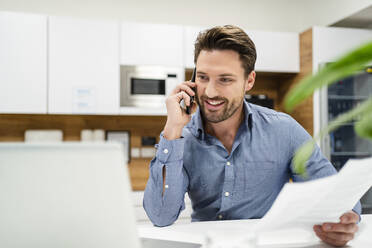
top-left (0, 12), bottom-right (47, 113)
top-left (184, 26), bottom-right (207, 68)
top-left (48, 16), bottom-right (119, 114)
top-left (247, 30), bottom-right (300, 73)
top-left (120, 22), bottom-right (183, 67)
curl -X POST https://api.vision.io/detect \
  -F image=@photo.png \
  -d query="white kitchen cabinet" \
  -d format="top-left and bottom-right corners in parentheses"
top-left (247, 30), bottom-right (299, 73)
top-left (119, 106), bottom-right (167, 116)
top-left (120, 22), bottom-right (184, 67)
top-left (48, 16), bottom-right (119, 114)
top-left (184, 26), bottom-right (299, 73)
top-left (0, 11), bottom-right (47, 113)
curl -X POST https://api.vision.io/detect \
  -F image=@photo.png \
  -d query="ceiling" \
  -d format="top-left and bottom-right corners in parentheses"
top-left (331, 5), bottom-right (372, 29)
top-left (0, 0), bottom-right (371, 32)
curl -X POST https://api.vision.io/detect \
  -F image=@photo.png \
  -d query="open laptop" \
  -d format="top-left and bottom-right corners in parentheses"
top-left (0, 142), bottom-right (141, 248)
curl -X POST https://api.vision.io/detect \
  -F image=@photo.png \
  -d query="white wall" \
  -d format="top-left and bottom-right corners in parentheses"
top-left (0, 0), bottom-right (370, 32)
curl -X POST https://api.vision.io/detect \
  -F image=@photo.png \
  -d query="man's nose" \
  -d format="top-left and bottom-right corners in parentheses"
top-left (205, 81), bottom-right (219, 98)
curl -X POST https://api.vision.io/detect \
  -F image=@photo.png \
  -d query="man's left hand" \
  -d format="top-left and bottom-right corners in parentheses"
top-left (313, 211), bottom-right (359, 247)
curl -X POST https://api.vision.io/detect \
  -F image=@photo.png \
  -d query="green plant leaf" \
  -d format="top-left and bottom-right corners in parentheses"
top-left (285, 41), bottom-right (372, 112)
top-left (355, 113), bottom-right (372, 140)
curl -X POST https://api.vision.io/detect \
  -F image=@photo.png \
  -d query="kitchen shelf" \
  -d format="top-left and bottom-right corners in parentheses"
top-left (119, 106), bottom-right (167, 116)
top-left (331, 151), bottom-right (372, 156)
top-left (328, 95), bottom-right (369, 100)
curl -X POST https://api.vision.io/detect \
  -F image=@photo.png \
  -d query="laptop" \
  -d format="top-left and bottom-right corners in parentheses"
top-left (0, 142), bottom-right (141, 248)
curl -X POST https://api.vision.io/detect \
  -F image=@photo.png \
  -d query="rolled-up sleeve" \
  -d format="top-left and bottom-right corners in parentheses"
top-left (143, 134), bottom-right (189, 227)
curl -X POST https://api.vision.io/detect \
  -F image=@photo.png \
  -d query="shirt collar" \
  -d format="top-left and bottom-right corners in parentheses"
top-left (186, 99), bottom-right (253, 140)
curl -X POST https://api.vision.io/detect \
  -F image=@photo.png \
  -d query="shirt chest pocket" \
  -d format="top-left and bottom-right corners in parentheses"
top-left (241, 161), bottom-right (277, 191)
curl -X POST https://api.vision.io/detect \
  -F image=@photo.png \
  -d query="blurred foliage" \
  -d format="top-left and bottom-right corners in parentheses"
top-left (284, 41), bottom-right (372, 177)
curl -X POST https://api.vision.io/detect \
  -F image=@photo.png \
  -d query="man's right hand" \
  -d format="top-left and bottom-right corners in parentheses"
top-left (163, 81), bottom-right (197, 140)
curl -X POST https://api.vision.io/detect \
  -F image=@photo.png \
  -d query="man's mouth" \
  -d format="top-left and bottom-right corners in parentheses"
top-left (204, 99), bottom-right (225, 110)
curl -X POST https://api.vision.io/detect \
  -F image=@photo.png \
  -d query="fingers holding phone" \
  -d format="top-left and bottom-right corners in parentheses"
top-left (166, 81), bottom-right (195, 117)
top-left (164, 80), bottom-right (197, 140)
top-left (172, 81), bottom-right (196, 98)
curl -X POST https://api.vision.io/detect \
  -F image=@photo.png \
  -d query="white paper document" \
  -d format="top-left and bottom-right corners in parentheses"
top-left (254, 157), bottom-right (372, 233)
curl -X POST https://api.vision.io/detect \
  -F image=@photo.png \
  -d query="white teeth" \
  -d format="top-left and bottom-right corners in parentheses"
top-left (207, 100), bottom-right (223, 105)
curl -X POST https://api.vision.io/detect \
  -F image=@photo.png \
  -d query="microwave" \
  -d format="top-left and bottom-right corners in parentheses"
top-left (120, 65), bottom-right (184, 108)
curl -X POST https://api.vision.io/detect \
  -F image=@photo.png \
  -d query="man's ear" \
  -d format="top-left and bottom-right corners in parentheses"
top-left (245, 71), bottom-right (256, 92)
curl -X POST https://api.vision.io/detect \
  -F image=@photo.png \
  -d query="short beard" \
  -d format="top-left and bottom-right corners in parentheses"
top-left (196, 91), bottom-right (244, 123)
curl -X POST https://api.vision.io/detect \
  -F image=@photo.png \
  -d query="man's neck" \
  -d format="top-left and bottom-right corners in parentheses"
top-left (204, 102), bottom-right (245, 149)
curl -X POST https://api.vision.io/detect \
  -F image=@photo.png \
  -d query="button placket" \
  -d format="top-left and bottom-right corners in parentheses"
top-left (220, 159), bottom-right (234, 211)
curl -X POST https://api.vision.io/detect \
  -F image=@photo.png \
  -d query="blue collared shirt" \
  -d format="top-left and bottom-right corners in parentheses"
top-left (143, 100), bottom-right (361, 227)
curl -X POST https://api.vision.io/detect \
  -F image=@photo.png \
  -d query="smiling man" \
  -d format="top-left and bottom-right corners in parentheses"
top-left (143, 25), bottom-right (361, 247)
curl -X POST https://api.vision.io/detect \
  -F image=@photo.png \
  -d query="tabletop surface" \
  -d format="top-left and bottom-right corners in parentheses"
top-left (138, 214), bottom-right (372, 248)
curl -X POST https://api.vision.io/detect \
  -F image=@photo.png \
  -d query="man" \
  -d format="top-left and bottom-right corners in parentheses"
top-left (143, 25), bottom-right (361, 247)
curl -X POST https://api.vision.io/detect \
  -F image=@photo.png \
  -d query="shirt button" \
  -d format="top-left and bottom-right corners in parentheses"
top-left (163, 149), bottom-right (169, 154)
top-left (218, 214), bottom-right (223, 220)
top-left (164, 184), bottom-right (169, 189)
top-left (226, 161), bottom-right (231, 166)
top-left (224, 192), bottom-right (230, 197)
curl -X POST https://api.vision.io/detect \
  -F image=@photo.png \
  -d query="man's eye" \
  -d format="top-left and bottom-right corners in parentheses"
top-left (220, 78), bottom-right (232, 83)
top-left (198, 75), bottom-right (208, 81)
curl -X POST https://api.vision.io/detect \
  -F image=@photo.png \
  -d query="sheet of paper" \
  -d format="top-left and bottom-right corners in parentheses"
top-left (253, 157), bottom-right (372, 233)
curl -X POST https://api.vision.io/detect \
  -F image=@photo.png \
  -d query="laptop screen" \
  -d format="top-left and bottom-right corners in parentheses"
top-left (0, 142), bottom-right (141, 248)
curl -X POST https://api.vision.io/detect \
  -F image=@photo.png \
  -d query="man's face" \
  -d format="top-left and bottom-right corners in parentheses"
top-left (195, 49), bottom-right (255, 123)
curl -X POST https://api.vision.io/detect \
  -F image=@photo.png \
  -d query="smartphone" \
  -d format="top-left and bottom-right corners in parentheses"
top-left (180, 68), bottom-right (196, 114)
top-left (186, 68), bottom-right (196, 114)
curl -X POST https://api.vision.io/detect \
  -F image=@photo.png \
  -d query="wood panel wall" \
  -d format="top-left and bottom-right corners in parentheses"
top-left (0, 29), bottom-right (314, 191)
top-left (0, 114), bottom-right (166, 190)
top-left (278, 29), bottom-right (314, 135)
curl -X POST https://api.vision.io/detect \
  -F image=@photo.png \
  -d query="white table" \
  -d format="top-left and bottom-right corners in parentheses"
top-left (139, 214), bottom-right (372, 248)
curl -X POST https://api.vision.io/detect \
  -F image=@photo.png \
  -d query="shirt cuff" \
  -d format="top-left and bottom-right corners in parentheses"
top-left (352, 209), bottom-right (362, 224)
top-left (155, 133), bottom-right (185, 163)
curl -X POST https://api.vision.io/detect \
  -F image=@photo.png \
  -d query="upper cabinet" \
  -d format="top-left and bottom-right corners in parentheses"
top-left (0, 12), bottom-right (47, 114)
top-left (0, 11), bottom-right (303, 115)
top-left (48, 16), bottom-right (120, 115)
top-left (184, 26), bottom-right (299, 73)
top-left (247, 30), bottom-right (299, 73)
top-left (312, 26), bottom-right (372, 72)
top-left (120, 22), bottom-right (184, 67)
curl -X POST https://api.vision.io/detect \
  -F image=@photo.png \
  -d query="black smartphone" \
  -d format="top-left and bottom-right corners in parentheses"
top-left (185, 68), bottom-right (196, 114)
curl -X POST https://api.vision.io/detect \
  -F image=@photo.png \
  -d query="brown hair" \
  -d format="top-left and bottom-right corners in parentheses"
top-left (194, 25), bottom-right (257, 78)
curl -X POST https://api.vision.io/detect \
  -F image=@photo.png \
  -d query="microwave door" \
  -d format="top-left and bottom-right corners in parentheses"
top-left (130, 78), bottom-right (166, 95)
top-left (123, 72), bottom-right (167, 107)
